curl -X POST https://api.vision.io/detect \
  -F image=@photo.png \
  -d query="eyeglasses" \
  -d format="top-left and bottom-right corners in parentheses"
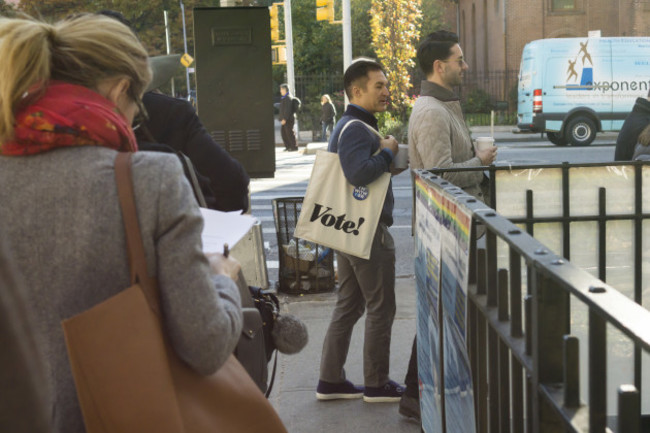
top-left (131, 96), bottom-right (149, 131)
top-left (440, 58), bottom-right (467, 67)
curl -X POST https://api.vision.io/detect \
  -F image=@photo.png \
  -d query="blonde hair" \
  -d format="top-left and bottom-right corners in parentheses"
top-left (639, 123), bottom-right (650, 147)
top-left (321, 94), bottom-right (332, 103)
top-left (0, 14), bottom-right (151, 142)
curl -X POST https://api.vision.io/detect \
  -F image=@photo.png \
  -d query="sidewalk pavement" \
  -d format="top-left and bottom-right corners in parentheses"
top-left (268, 276), bottom-right (421, 433)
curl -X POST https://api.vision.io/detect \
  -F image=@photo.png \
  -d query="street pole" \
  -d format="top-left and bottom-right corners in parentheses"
top-left (180, 1), bottom-right (191, 97)
top-left (342, 0), bottom-right (351, 107)
top-left (164, 10), bottom-right (175, 96)
top-left (284, 0), bottom-right (298, 134)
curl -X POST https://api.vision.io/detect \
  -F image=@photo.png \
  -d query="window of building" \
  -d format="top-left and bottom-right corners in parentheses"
top-left (552, 0), bottom-right (575, 10)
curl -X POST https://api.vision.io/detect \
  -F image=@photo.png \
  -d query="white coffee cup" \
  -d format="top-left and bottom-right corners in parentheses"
top-left (393, 144), bottom-right (409, 169)
top-left (475, 136), bottom-right (495, 151)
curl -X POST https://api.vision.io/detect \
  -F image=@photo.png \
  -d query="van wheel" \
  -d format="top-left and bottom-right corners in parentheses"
top-left (565, 116), bottom-right (596, 146)
top-left (547, 132), bottom-right (567, 146)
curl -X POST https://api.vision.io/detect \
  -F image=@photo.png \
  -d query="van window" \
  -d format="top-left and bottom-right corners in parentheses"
top-left (519, 55), bottom-right (533, 89)
top-left (552, 0), bottom-right (575, 10)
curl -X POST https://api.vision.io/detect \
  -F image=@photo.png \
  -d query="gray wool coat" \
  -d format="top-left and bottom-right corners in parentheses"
top-left (0, 146), bottom-right (243, 433)
top-left (0, 236), bottom-right (50, 433)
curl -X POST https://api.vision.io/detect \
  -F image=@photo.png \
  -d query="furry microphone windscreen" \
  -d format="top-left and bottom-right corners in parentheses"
top-left (271, 314), bottom-right (308, 354)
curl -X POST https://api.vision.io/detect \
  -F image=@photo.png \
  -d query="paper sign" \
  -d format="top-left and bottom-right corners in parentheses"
top-left (199, 208), bottom-right (257, 254)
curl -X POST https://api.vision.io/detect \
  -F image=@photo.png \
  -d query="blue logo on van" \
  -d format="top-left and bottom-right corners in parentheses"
top-left (566, 40), bottom-right (593, 91)
top-left (353, 186), bottom-right (369, 200)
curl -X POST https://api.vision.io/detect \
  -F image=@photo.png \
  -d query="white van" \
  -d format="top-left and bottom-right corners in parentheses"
top-left (517, 37), bottom-right (650, 146)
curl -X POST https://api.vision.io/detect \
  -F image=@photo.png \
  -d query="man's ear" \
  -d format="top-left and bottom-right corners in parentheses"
top-left (351, 85), bottom-right (362, 100)
top-left (432, 60), bottom-right (443, 77)
top-left (104, 78), bottom-right (131, 106)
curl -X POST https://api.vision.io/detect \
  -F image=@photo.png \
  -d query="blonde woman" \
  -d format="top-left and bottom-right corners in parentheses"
top-left (320, 94), bottom-right (336, 141)
top-left (0, 14), bottom-right (242, 433)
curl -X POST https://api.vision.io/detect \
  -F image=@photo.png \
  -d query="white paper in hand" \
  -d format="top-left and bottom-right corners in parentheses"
top-left (199, 208), bottom-right (257, 253)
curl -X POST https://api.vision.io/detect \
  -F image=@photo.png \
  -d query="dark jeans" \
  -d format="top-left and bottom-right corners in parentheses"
top-left (404, 336), bottom-right (419, 398)
top-left (321, 121), bottom-right (333, 142)
top-left (281, 119), bottom-right (297, 150)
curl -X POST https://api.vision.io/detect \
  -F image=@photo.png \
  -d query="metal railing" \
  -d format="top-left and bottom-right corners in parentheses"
top-left (415, 164), bottom-right (650, 433)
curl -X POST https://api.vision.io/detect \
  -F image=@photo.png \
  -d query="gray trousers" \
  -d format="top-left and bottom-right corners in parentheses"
top-left (319, 223), bottom-right (396, 387)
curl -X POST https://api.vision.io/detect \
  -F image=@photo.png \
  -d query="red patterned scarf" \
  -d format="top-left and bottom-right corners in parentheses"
top-left (1, 81), bottom-right (137, 155)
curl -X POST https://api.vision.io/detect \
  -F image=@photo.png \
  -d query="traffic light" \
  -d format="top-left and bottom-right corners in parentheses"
top-left (316, 0), bottom-right (334, 22)
top-left (272, 45), bottom-right (287, 65)
top-left (269, 4), bottom-right (280, 41)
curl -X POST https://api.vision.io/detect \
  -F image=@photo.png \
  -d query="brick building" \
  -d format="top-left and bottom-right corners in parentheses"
top-left (455, 0), bottom-right (650, 102)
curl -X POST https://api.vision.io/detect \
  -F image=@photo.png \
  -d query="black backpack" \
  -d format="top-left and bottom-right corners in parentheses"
top-left (292, 97), bottom-right (301, 114)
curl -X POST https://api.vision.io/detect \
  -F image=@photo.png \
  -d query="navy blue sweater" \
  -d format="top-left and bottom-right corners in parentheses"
top-left (328, 104), bottom-right (394, 226)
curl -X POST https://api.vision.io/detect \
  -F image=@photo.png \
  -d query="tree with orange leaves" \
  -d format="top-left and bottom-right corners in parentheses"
top-left (369, 0), bottom-right (422, 120)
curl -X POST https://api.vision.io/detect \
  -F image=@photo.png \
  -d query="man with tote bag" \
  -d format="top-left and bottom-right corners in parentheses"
top-left (315, 58), bottom-right (406, 403)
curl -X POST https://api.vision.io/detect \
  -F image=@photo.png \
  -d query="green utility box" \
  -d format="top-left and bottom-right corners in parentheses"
top-left (193, 7), bottom-right (275, 178)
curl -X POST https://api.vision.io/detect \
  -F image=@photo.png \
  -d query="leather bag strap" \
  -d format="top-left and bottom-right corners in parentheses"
top-left (114, 152), bottom-right (160, 315)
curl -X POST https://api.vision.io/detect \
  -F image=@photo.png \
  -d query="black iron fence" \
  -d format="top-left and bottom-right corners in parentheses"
top-left (293, 69), bottom-right (520, 134)
top-left (459, 69), bottom-right (520, 114)
top-left (294, 73), bottom-right (344, 135)
top-left (416, 161), bottom-right (650, 432)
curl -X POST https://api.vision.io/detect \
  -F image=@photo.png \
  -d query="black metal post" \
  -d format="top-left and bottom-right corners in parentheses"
top-left (589, 310), bottom-right (607, 433)
top-left (563, 335), bottom-right (580, 407)
top-left (499, 339), bottom-right (511, 433)
top-left (512, 355), bottom-right (524, 433)
top-left (531, 268), bottom-right (567, 433)
top-left (510, 249), bottom-right (523, 337)
top-left (617, 384), bottom-right (640, 433)
top-left (488, 327), bottom-right (499, 433)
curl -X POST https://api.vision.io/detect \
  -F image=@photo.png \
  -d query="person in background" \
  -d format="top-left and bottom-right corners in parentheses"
top-left (0, 14), bottom-right (242, 433)
top-left (137, 90), bottom-right (251, 212)
top-left (279, 83), bottom-right (300, 151)
top-left (98, 10), bottom-right (250, 213)
top-left (320, 94), bottom-right (336, 142)
top-left (615, 89), bottom-right (650, 161)
top-left (316, 58), bottom-right (405, 404)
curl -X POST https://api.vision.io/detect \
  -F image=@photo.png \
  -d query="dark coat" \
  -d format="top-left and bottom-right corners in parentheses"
top-left (328, 105), bottom-right (394, 226)
top-left (320, 102), bottom-right (336, 124)
top-left (279, 94), bottom-right (298, 122)
top-left (615, 97), bottom-right (650, 161)
top-left (137, 92), bottom-right (250, 212)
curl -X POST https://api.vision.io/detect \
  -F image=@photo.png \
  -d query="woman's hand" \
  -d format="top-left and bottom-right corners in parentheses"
top-left (206, 253), bottom-right (241, 281)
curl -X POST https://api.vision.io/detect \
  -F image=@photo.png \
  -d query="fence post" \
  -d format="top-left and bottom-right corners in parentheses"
top-left (531, 265), bottom-right (567, 433)
top-left (618, 385), bottom-right (640, 433)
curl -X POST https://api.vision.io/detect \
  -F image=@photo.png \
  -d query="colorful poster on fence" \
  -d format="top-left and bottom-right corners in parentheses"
top-left (414, 175), bottom-right (444, 433)
top-left (439, 188), bottom-right (475, 433)
top-left (414, 173), bottom-right (476, 433)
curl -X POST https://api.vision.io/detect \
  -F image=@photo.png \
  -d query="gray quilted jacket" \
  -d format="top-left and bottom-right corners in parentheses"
top-left (0, 147), bottom-right (242, 433)
top-left (408, 80), bottom-right (485, 201)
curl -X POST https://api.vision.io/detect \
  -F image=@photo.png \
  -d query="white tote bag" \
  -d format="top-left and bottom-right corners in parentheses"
top-left (294, 120), bottom-right (391, 259)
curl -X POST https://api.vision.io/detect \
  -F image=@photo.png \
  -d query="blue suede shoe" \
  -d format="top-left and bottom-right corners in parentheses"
top-left (363, 380), bottom-right (405, 403)
top-left (316, 380), bottom-right (364, 400)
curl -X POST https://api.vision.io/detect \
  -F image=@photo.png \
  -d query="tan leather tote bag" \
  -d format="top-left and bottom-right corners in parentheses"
top-left (62, 152), bottom-right (287, 433)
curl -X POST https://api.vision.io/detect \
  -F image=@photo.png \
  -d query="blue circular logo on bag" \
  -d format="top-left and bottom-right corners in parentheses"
top-left (353, 186), bottom-right (369, 201)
